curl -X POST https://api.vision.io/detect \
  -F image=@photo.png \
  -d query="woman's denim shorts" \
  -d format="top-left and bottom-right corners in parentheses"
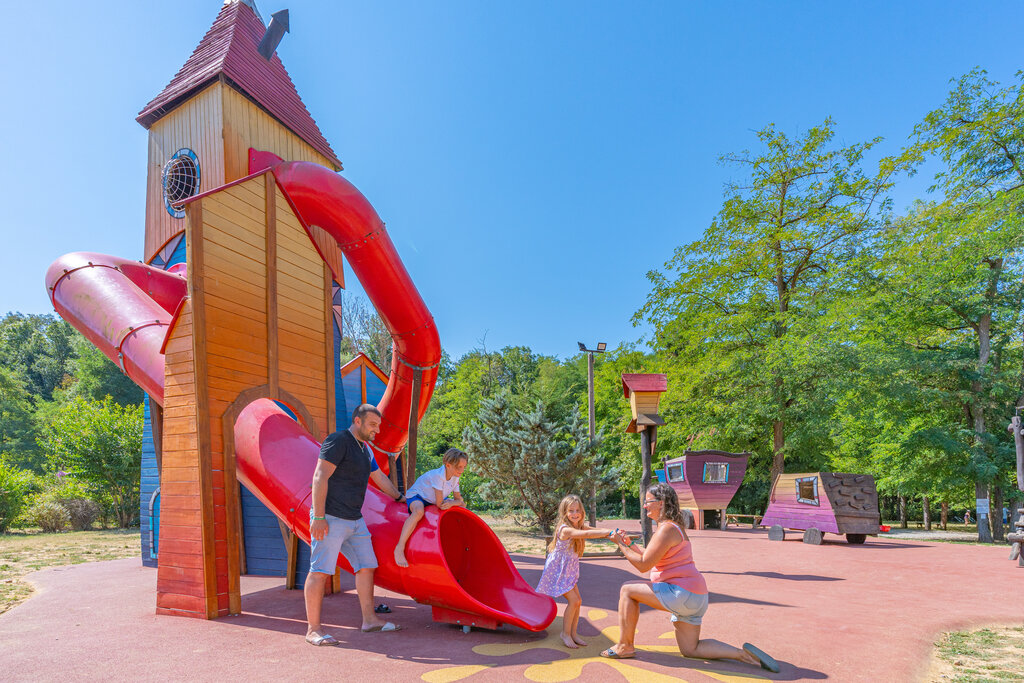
top-left (650, 582), bottom-right (709, 625)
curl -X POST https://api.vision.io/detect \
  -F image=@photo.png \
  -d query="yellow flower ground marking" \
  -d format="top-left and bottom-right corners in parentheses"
top-left (420, 608), bottom-right (769, 682)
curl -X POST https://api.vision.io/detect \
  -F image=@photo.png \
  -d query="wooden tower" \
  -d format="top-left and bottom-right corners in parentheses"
top-left (135, 0), bottom-right (347, 618)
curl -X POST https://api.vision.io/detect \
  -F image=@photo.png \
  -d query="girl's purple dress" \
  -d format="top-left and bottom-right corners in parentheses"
top-left (536, 525), bottom-right (580, 597)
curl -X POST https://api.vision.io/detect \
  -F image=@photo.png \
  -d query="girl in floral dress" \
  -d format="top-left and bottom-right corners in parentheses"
top-left (536, 494), bottom-right (617, 649)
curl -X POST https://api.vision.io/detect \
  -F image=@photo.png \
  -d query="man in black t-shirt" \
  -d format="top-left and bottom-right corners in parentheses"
top-left (305, 404), bottom-right (405, 646)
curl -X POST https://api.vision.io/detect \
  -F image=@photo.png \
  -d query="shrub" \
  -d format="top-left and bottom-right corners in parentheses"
top-left (41, 474), bottom-right (101, 531)
top-left (58, 496), bottom-right (100, 531)
top-left (27, 500), bottom-right (70, 533)
top-left (0, 457), bottom-right (36, 532)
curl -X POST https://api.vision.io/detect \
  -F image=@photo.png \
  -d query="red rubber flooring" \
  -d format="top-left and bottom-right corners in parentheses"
top-left (1, 526), bottom-right (1020, 682)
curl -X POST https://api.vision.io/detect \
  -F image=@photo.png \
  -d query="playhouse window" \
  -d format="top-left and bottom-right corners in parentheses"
top-left (702, 462), bottom-right (728, 483)
top-left (667, 463), bottom-right (684, 482)
top-left (162, 148), bottom-right (201, 218)
top-left (796, 476), bottom-right (819, 505)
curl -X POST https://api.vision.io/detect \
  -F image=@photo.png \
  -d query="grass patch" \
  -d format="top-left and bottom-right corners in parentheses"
top-left (0, 528), bottom-right (140, 615)
top-left (478, 514), bottom-right (550, 555)
top-left (926, 625), bottom-right (1024, 682)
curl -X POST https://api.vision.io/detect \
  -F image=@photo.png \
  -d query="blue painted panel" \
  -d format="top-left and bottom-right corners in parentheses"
top-left (140, 399), bottom-right (159, 567)
top-left (365, 371), bottom-right (386, 405)
top-left (240, 485), bottom-right (287, 576)
top-left (240, 485), bottom-right (316, 588)
top-left (167, 234), bottom-right (187, 267)
top-left (341, 369), bottom-right (362, 421)
top-left (273, 401), bottom-right (298, 421)
top-left (333, 311), bottom-right (346, 431)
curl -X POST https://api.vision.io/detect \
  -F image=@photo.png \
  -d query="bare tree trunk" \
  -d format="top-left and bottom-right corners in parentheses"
top-left (899, 495), bottom-right (907, 529)
top-left (992, 484), bottom-right (1004, 541)
top-left (923, 495), bottom-right (931, 531)
top-left (770, 419), bottom-right (785, 485)
top-left (621, 490), bottom-right (627, 518)
top-left (941, 501), bottom-right (948, 530)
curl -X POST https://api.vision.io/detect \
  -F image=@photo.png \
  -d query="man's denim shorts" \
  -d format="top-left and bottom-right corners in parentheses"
top-left (650, 582), bottom-right (709, 625)
top-left (309, 512), bottom-right (378, 574)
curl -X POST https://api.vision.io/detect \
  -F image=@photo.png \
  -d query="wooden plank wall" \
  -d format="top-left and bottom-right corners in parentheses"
top-left (220, 84), bottom-right (338, 180)
top-left (155, 171), bottom-right (334, 618)
top-left (761, 473), bottom-right (840, 533)
top-left (275, 183), bottom-right (330, 433)
top-left (156, 299), bottom-right (214, 616)
top-left (629, 392), bottom-right (660, 418)
top-left (221, 84), bottom-right (344, 279)
top-left (145, 82), bottom-right (225, 265)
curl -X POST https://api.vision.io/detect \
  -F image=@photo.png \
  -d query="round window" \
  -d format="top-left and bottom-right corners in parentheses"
top-left (162, 148), bottom-right (201, 218)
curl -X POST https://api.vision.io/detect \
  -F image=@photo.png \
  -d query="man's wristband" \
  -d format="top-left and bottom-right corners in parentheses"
top-left (312, 516), bottom-right (326, 520)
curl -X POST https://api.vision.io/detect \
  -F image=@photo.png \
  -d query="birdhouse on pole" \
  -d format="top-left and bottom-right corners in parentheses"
top-left (622, 373), bottom-right (667, 433)
top-left (621, 373), bottom-right (667, 543)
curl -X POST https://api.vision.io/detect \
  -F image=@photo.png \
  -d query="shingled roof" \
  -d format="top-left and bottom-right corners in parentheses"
top-left (136, 0), bottom-right (340, 169)
top-left (621, 373), bottom-right (668, 398)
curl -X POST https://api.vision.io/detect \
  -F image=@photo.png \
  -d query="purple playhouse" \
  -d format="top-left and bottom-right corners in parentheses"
top-left (760, 472), bottom-right (881, 544)
top-left (658, 450), bottom-right (749, 529)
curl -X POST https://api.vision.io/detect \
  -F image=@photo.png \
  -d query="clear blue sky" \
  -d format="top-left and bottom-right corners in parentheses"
top-left (1, 1), bottom-right (1021, 360)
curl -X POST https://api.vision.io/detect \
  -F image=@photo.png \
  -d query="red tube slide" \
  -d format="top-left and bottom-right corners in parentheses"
top-left (44, 252), bottom-right (187, 405)
top-left (234, 398), bottom-right (555, 631)
top-left (264, 158), bottom-right (440, 458)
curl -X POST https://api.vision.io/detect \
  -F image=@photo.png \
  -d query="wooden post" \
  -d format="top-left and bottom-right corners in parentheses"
top-left (388, 453), bottom-right (399, 491)
top-left (1011, 416), bottom-right (1024, 493)
top-left (406, 367), bottom-right (422, 486)
top-left (640, 426), bottom-right (654, 544)
top-left (587, 351), bottom-right (597, 526)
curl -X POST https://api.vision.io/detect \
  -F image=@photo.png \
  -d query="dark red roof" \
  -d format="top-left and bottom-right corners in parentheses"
top-left (136, 1), bottom-right (340, 169)
top-left (621, 373), bottom-right (668, 398)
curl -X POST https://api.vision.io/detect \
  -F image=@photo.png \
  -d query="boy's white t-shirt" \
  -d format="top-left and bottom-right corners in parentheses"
top-left (407, 465), bottom-right (460, 503)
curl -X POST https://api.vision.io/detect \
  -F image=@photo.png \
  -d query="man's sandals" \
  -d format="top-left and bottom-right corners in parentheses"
top-left (306, 632), bottom-right (339, 646)
top-left (361, 621), bottom-right (401, 633)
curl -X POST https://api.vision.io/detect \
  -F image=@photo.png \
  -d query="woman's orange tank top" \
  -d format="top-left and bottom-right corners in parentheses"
top-left (649, 521), bottom-right (708, 595)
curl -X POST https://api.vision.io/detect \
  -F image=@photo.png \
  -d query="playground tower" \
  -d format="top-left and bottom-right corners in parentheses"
top-left (134, 0), bottom-right (346, 618)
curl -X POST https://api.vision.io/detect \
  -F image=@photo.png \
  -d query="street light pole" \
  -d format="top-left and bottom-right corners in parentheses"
top-left (578, 341), bottom-right (606, 526)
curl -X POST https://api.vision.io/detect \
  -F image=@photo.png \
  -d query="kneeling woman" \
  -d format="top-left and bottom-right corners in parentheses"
top-left (603, 483), bottom-right (779, 673)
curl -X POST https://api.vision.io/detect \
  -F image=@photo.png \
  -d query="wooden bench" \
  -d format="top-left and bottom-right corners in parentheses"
top-left (724, 513), bottom-right (763, 528)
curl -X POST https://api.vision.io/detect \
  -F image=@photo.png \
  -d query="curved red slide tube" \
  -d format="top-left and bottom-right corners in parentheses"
top-left (234, 398), bottom-right (556, 631)
top-left (44, 252), bottom-right (187, 405)
top-left (268, 160), bottom-right (441, 457)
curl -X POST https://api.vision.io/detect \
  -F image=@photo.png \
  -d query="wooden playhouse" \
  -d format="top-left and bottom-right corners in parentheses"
top-left (760, 472), bottom-right (880, 544)
top-left (658, 450), bottom-right (749, 529)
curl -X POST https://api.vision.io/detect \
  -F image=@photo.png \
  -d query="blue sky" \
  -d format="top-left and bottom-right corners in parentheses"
top-left (1, 1), bottom-right (1021, 360)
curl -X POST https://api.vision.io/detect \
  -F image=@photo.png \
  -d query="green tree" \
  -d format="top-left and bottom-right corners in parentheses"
top-left (0, 367), bottom-right (40, 470)
top-left (59, 335), bottom-right (144, 406)
top-left (636, 120), bottom-right (902, 488)
top-left (39, 396), bottom-right (143, 528)
top-left (900, 68), bottom-right (1024, 541)
top-left (463, 393), bottom-right (600, 533)
top-left (0, 313), bottom-right (76, 401)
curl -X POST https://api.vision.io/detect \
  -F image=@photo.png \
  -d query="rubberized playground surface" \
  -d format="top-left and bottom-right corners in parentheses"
top-left (1, 524), bottom-right (1020, 682)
